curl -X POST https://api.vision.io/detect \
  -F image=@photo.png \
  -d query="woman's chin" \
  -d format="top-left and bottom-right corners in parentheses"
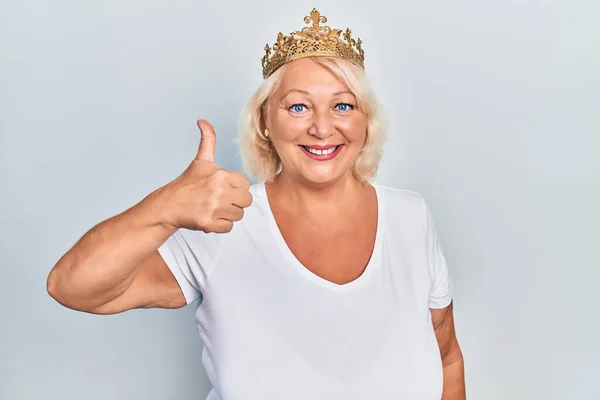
top-left (297, 166), bottom-right (351, 186)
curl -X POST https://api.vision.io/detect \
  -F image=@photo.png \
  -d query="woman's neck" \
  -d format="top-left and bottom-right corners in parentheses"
top-left (266, 171), bottom-right (371, 216)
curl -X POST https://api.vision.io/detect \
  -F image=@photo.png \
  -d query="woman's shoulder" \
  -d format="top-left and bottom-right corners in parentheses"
top-left (374, 183), bottom-right (426, 207)
top-left (373, 183), bottom-right (430, 229)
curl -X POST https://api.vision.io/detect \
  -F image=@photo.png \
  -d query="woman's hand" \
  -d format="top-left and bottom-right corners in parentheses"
top-left (160, 119), bottom-right (253, 233)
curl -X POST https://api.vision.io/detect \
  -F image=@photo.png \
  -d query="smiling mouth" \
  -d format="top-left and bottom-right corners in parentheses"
top-left (299, 145), bottom-right (342, 156)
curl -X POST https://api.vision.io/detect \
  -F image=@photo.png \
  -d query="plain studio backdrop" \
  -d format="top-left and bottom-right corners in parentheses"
top-left (1, 0), bottom-right (598, 399)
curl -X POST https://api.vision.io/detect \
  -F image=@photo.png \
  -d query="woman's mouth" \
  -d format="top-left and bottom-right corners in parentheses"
top-left (299, 145), bottom-right (343, 160)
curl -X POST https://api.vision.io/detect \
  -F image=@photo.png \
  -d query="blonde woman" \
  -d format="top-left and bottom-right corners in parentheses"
top-left (47, 9), bottom-right (465, 399)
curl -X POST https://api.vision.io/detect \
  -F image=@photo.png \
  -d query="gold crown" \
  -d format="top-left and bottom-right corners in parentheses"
top-left (261, 8), bottom-right (365, 79)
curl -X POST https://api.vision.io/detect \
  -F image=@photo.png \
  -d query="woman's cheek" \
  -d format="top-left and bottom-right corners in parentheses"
top-left (337, 117), bottom-right (367, 140)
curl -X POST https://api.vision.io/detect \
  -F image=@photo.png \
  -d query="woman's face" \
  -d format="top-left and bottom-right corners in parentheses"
top-left (265, 58), bottom-right (368, 186)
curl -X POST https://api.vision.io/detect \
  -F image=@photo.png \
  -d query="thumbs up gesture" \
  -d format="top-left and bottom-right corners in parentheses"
top-left (161, 119), bottom-right (253, 233)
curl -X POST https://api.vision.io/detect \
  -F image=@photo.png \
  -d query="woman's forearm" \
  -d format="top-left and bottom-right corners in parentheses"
top-left (442, 351), bottom-right (466, 399)
top-left (46, 188), bottom-right (177, 311)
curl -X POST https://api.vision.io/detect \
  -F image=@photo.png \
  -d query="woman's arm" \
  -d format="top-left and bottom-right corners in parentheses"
top-left (431, 301), bottom-right (466, 399)
top-left (46, 119), bottom-right (252, 314)
top-left (46, 188), bottom-right (184, 314)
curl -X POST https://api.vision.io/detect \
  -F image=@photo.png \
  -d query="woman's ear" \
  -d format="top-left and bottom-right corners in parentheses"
top-left (259, 110), bottom-right (270, 141)
top-left (261, 104), bottom-right (273, 132)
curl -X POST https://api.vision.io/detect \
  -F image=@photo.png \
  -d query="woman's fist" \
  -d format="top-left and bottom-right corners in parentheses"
top-left (161, 119), bottom-right (253, 233)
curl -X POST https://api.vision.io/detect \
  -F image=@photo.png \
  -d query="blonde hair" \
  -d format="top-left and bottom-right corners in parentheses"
top-left (238, 57), bottom-right (386, 183)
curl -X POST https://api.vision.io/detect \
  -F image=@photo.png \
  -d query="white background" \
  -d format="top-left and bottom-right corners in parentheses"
top-left (1, 0), bottom-right (598, 398)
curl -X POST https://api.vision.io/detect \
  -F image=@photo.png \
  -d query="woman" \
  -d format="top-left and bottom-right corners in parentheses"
top-left (47, 8), bottom-right (465, 399)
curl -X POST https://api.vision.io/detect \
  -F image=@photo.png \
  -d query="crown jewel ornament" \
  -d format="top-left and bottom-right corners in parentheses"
top-left (261, 8), bottom-right (365, 79)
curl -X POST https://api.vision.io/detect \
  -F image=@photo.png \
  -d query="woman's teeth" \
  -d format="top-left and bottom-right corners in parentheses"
top-left (302, 146), bottom-right (339, 155)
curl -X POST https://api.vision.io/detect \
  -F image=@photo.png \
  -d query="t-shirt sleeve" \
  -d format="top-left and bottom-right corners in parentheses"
top-left (422, 197), bottom-right (454, 309)
top-left (157, 228), bottom-right (223, 305)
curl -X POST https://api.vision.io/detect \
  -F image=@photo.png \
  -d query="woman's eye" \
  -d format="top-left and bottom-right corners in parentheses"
top-left (290, 104), bottom-right (306, 113)
top-left (334, 103), bottom-right (354, 112)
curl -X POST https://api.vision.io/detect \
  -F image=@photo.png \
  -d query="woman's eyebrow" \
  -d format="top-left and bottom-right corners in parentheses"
top-left (282, 89), bottom-right (354, 97)
top-left (282, 88), bottom-right (310, 97)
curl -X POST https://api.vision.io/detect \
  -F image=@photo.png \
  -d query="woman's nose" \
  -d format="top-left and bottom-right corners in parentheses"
top-left (307, 111), bottom-right (334, 139)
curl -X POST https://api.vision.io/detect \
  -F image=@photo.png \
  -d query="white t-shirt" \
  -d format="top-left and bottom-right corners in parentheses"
top-left (158, 182), bottom-right (453, 400)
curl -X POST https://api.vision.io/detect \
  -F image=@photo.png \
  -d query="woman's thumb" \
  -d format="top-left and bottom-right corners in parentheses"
top-left (196, 119), bottom-right (216, 162)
